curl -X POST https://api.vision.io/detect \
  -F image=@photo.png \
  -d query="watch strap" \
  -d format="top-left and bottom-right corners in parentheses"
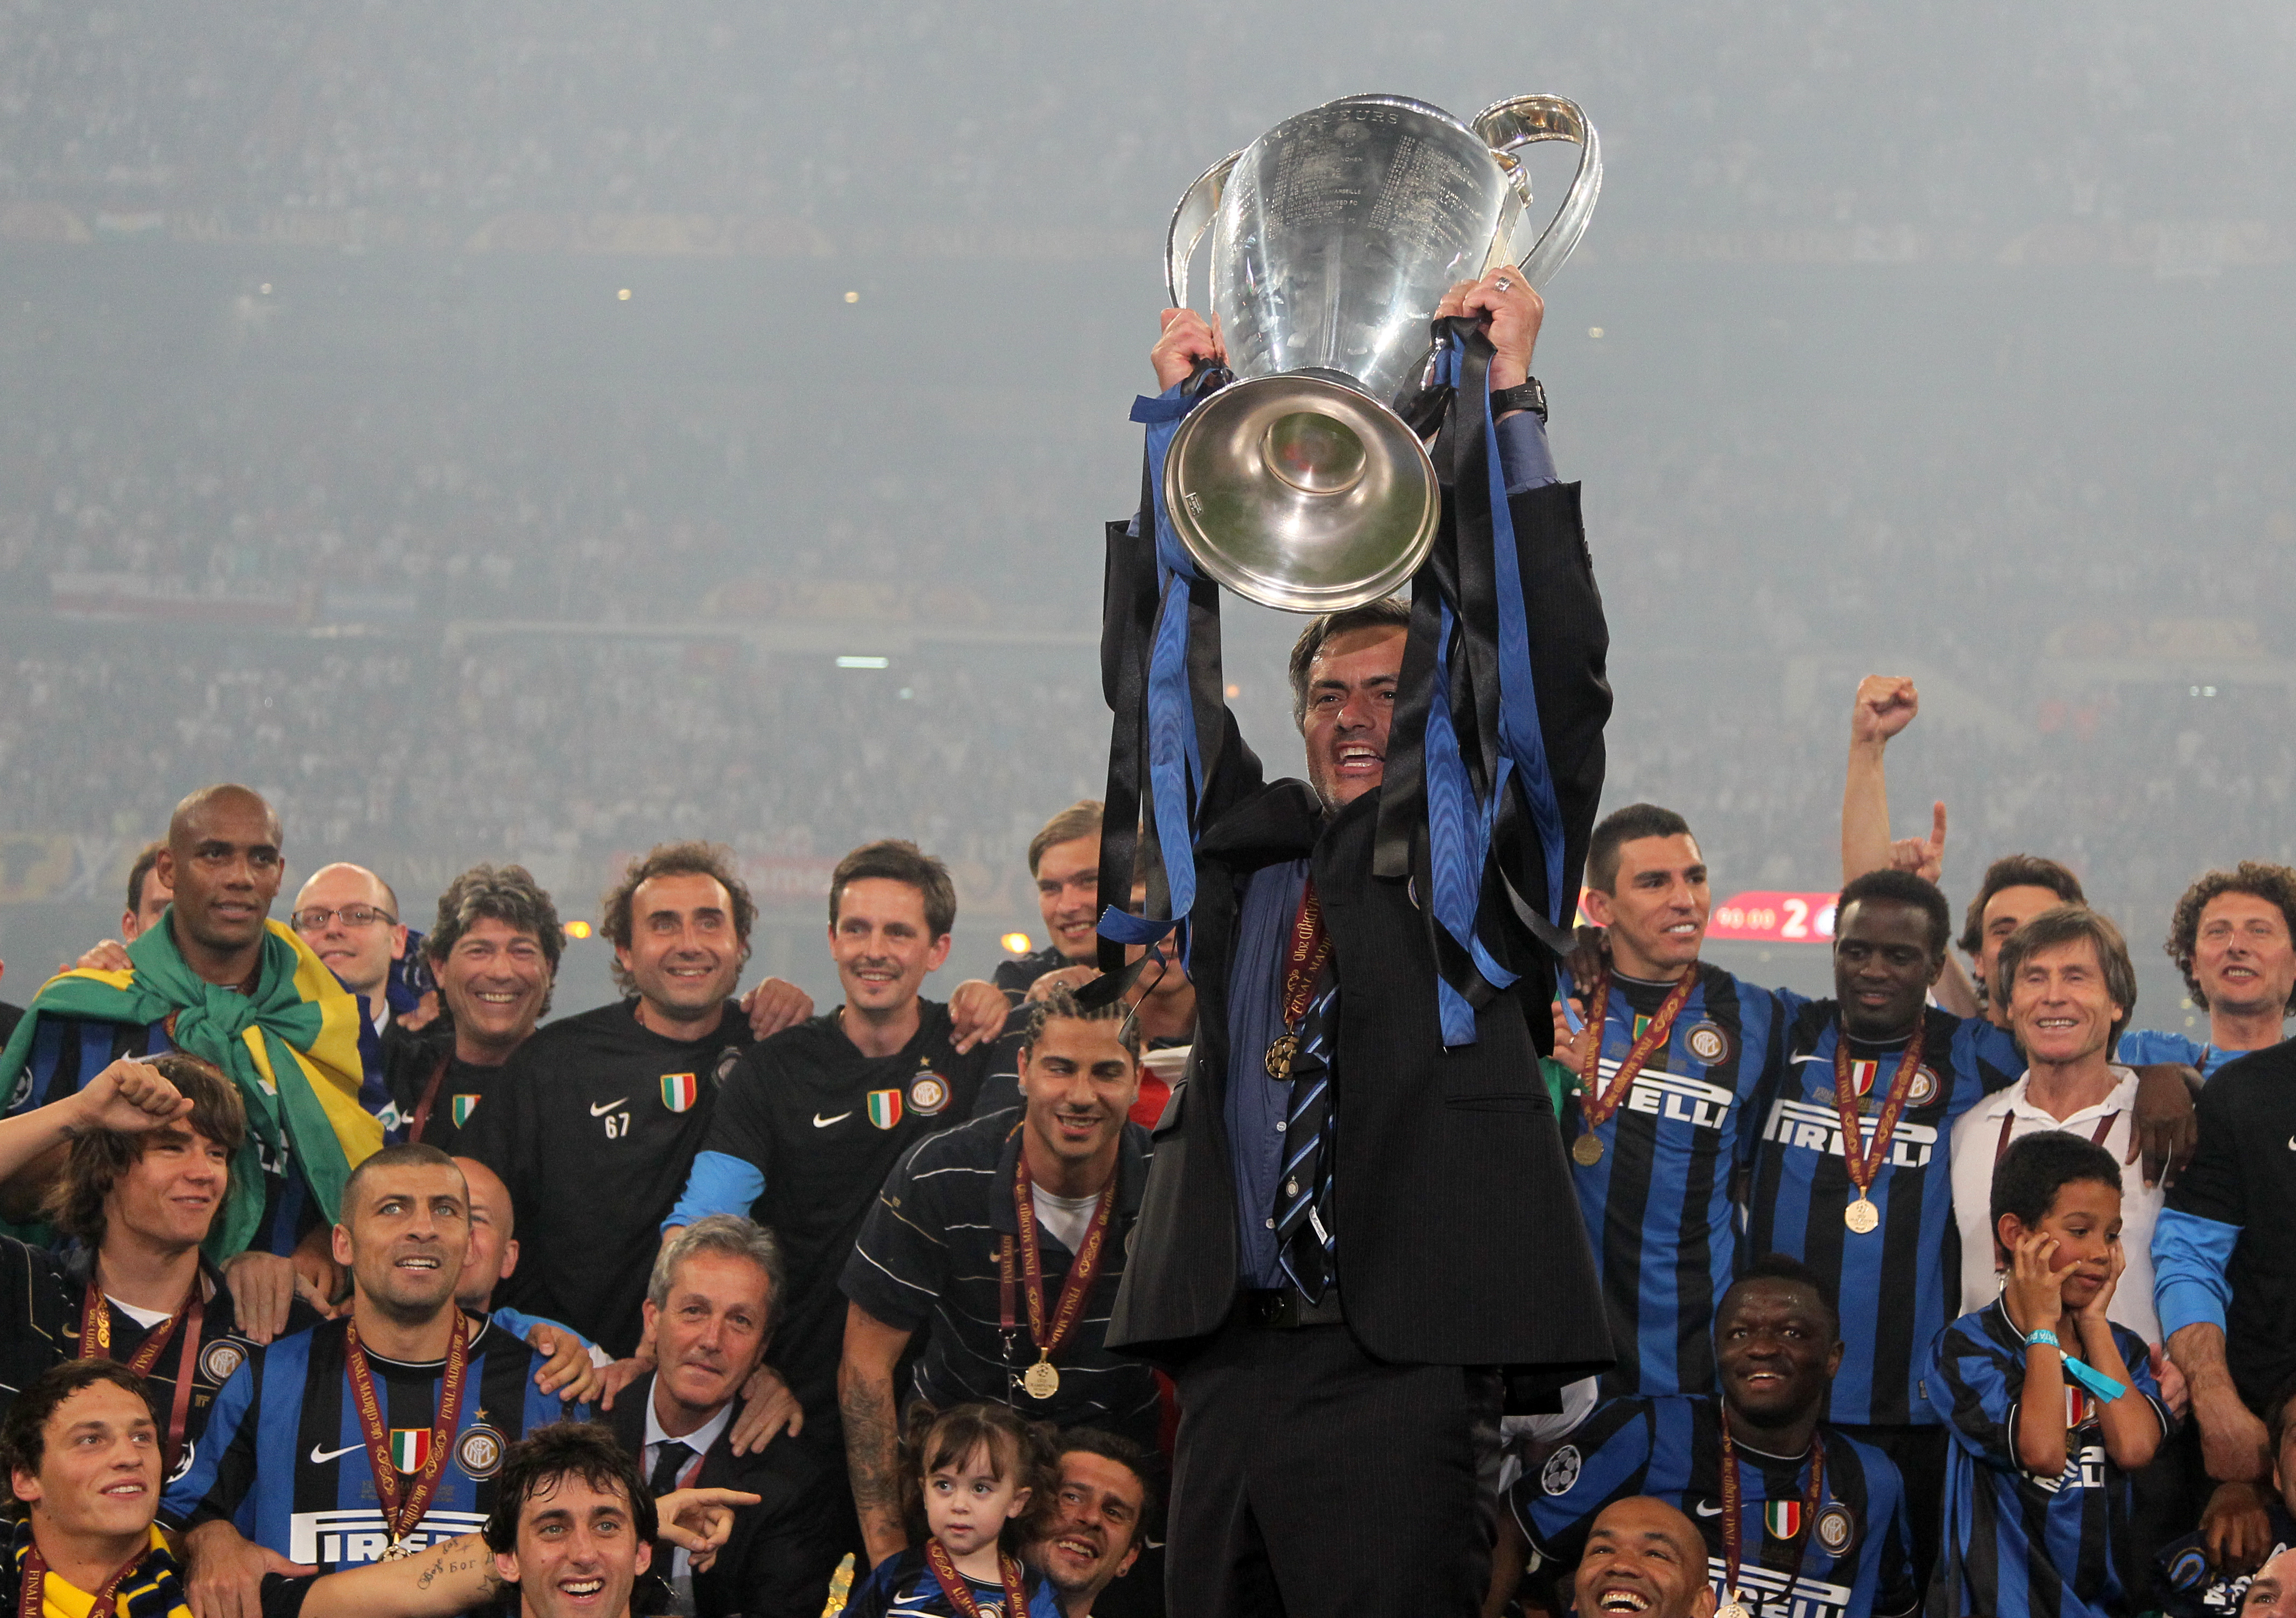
top-left (1488, 377), bottom-right (1548, 423)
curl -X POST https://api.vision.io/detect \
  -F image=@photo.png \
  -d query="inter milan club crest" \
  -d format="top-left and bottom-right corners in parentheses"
top-left (450, 1095), bottom-right (481, 1128)
top-left (456, 1424), bottom-right (506, 1480)
top-left (200, 1340), bottom-right (248, 1385)
top-left (1814, 1504), bottom-right (1856, 1556)
top-left (866, 1089), bottom-right (904, 1130)
top-left (1763, 1500), bottom-right (1804, 1540)
top-left (389, 1429), bottom-right (433, 1474)
top-left (909, 1073), bottom-right (950, 1116)
top-left (1906, 1066), bottom-right (1940, 1106)
top-left (1685, 1021), bottom-right (1731, 1065)
top-left (660, 1072), bottom-right (699, 1113)
top-left (1540, 1444), bottom-right (1582, 1496)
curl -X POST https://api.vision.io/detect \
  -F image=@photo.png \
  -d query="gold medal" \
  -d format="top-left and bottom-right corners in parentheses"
top-left (1264, 1032), bottom-right (1299, 1082)
top-left (1022, 1356), bottom-right (1060, 1400)
top-left (1716, 1602), bottom-right (1749, 1618)
top-left (1843, 1194), bottom-right (1880, 1234)
top-left (379, 1539), bottom-right (415, 1561)
top-left (1571, 1131), bottom-right (1605, 1167)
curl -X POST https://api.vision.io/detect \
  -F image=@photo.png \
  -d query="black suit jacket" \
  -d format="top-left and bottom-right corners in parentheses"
top-left (1107, 479), bottom-right (1616, 1378)
top-left (604, 1373), bottom-right (844, 1618)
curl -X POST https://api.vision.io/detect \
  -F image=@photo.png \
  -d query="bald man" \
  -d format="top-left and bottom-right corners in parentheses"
top-left (0, 784), bottom-right (380, 1277)
top-left (1576, 1499), bottom-right (1719, 1618)
top-left (2247, 1549), bottom-right (2296, 1618)
top-left (291, 863), bottom-right (411, 1031)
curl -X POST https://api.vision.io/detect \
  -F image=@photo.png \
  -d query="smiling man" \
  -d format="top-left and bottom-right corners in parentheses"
top-left (464, 843), bottom-right (762, 1361)
top-left (1032, 1431), bottom-right (1154, 1618)
top-left (839, 988), bottom-right (1156, 1567)
top-left (1517, 1257), bottom-right (1917, 1618)
top-left (0, 1055), bottom-right (285, 1465)
top-left (598, 1216), bottom-right (839, 1617)
top-left (0, 784), bottom-right (382, 1277)
top-left (1553, 803), bottom-right (1793, 1399)
top-left (1573, 1498), bottom-right (1720, 1618)
top-left (996, 803), bottom-right (1107, 1003)
top-left (386, 864), bottom-right (566, 1159)
top-left (163, 1144), bottom-right (582, 1608)
top-left (1949, 908), bottom-right (2164, 1343)
top-left (663, 839), bottom-right (1000, 1560)
top-left (2121, 864), bottom-right (2296, 1075)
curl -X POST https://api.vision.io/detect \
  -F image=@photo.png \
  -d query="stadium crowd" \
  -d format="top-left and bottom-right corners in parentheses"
top-left (2, 645), bottom-right (2294, 1618)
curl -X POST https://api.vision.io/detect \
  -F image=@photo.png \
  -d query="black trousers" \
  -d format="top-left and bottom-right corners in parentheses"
top-left (1167, 1305), bottom-right (1498, 1617)
top-left (1834, 1422), bottom-right (1948, 1597)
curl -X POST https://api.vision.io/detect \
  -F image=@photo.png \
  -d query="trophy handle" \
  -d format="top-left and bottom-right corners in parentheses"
top-left (1165, 151), bottom-right (1241, 309)
top-left (1473, 95), bottom-right (1602, 289)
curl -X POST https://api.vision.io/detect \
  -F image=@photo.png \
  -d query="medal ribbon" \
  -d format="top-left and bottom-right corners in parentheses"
top-left (924, 1538), bottom-right (1030, 1618)
top-left (80, 1269), bottom-right (205, 1474)
top-left (16, 1534), bottom-right (153, 1618)
top-left (1278, 882), bottom-right (1334, 1035)
top-left (1829, 1018), bottom-right (1927, 1200)
top-left (1575, 968), bottom-right (1698, 1129)
top-left (1717, 1410), bottom-right (1826, 1613)
top-left (343, 1311), bottom-right (471, 1550)
top-left (996, 1137), bottom-right (1117, 1370)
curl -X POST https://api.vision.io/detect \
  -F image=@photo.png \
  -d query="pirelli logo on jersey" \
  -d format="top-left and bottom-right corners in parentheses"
top-left (1589, 1060), bottom-right (1738, 1134)
top-left (1762, 1097), bottom-right (1939, 1168)
top-left (2035, 1443), bottom-right (2108, 1494)
top-left (290, 1507), bottom-right (488, 1565)
top-left (1701, 1555), bottom-right (1853, 1618)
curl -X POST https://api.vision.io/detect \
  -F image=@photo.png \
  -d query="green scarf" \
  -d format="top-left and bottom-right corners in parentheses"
top-left (0, 914), bottom-right (382, 1258)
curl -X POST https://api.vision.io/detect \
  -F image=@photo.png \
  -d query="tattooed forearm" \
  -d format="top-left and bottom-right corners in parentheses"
top-left (410, 1535), bottom-right (504, 1598)
top-left (841, 1371), bottom-right (906, 1561)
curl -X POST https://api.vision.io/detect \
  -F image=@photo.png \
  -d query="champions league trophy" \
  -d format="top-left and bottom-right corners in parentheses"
top-left (1160, 93), bottom-right (1601, 611)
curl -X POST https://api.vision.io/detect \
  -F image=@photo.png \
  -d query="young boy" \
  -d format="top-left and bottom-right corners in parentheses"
top-left (1928, 1130), bottom-right (2172, 1618)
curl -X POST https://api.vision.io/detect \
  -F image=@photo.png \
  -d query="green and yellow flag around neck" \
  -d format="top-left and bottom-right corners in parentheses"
top-left (0, 912), bottom-right (383, 1259)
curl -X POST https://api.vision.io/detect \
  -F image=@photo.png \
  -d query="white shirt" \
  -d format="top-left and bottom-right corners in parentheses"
top-left (643, 1393), bottom-right (734, 1606)
top-left (1946, 1065), bottom-right (2161, 1343)
top-left (1033, 1187), bottom-right (1101, 1255)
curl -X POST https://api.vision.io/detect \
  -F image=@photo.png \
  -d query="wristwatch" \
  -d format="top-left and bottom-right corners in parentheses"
top-left (1488, 377), bottom-right (1547, 423)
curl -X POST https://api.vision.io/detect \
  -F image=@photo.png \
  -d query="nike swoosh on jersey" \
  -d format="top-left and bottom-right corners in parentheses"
top-left (1694, 1500), bottom-right (1724, 1515)
top-left (813, 1111), bottom-right (853, 1128)
top-left (589, 1098), bottom-right (630, 1116)
top-left (309, 1441), bottom-right (365, 1464)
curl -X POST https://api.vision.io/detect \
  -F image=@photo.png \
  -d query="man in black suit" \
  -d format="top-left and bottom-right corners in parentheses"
top-left (602, 1215), bottom-right (841, 1618)
top-left (1105, 272), bottom-right (1614, 1615)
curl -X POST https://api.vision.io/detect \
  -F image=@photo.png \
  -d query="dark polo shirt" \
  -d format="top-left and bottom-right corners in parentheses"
top-left (841, 1108), bottom-right (1158, 1448)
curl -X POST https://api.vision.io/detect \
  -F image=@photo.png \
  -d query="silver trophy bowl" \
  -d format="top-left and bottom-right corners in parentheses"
top-left (1161, 93), bottom-right (1601, 613)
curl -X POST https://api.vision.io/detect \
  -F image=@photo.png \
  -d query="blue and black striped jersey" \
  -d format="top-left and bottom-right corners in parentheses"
top-left (1744, 1001), bottom-right (2019, 1426)
top-left (1566, 965), bottom-right (1788, 1397)
top-left (1927, 1300), bottom-right (2169, 1618)
top-left (159, 1311), bottom-right (577, 1568)
top-left (1513, 1394), bottom-right (1918, 1618)
top-left (836, 1544), bottom-right (1063, 1617)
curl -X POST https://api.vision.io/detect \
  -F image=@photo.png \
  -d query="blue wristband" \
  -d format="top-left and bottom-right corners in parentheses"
top-left (2024, 1327), bottom-right (2126, 1401)
top-left (2025, 1328), bottom-right (2061, 1349)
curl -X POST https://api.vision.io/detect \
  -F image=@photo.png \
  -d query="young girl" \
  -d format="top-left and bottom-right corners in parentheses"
top-left (839, 1403), bottom-right (1065, 1617)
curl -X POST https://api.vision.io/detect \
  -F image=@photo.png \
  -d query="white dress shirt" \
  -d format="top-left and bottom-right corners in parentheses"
top-left (1946, 1065), bottom-right (2161, 1343)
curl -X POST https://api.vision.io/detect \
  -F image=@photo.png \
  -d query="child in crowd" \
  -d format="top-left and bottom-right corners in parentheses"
top-left (839, 1402), bottom-right (1065, 1618)
top-left (1929, 1131), bottom-right (2171, 1618)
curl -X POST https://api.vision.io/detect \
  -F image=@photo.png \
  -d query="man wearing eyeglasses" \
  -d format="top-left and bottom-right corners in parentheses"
top-left (290, 866), bottom-right (411, 1030)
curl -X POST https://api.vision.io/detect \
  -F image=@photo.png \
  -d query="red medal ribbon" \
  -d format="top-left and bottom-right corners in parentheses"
top-left (995, 1132), bottom-right (1117, 1368)
top-left (1279, 882), bottom-right (1333, 1034)
top-left (1717, 1409), bottom-right (1826, 1610)
top-left (342, 1311), bottom-right (471, 1552)
top-left (1576, 968), bottom-right (1698, 1129)
top-left (1829, 1018), bottom-right (1927, 1201)
top-left (17, 1531), bottom-right (156, 1618)
top-left (80, 1269), bottom-right (205, 1475)
top-left (924, 1539), bottom-right (1030, 1618)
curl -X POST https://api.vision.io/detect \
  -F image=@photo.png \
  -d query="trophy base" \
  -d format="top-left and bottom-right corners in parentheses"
top-left (1164, 372), bottom-right (1439, 614)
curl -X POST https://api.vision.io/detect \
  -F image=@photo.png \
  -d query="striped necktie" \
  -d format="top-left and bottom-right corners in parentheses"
top-left (1272, 977), bottom-right (1341, 1300)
